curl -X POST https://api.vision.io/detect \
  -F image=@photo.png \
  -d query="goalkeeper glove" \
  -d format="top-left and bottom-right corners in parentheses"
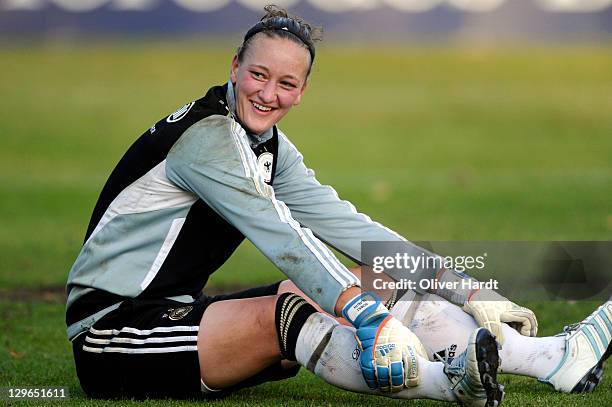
top-left (463, 289), bottom-right (538, 345)
top-left (342, 292), bottom-right (426, 392)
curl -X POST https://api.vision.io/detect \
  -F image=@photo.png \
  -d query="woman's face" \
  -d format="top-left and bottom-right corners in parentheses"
top-left (230, 35), bottom-right (310, 135)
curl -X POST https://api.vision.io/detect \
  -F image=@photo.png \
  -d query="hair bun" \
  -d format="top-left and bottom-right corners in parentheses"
top-left (243, 16), bottom-right (315, 62)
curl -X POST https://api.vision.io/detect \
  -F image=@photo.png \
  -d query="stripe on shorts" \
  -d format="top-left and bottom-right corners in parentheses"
top-left (89, 325), bottom-right (199, 336)
top-left (83, 345), bottom-right (198, 354)
top-left (84, 325), bottom-right (199, 354)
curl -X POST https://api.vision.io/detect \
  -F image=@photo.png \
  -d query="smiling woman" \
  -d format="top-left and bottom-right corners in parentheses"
top-left (230, 36), bottom-right (309, 135)
top-left (227, 6), bottom-right (321, 136)
top-left (64, 4), bottom-right (545, 405)
top-left (66, 5), bottom-right (379, 399)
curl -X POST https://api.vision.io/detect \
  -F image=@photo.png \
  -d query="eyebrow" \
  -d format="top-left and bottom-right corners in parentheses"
top-left (250, 64), bottom-right (269, 72)
top-left (250, 64), bottom-right (299, 82)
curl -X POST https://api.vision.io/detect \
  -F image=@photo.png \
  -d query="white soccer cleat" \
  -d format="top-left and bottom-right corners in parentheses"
top-left (439, 327), bottom-right (504, 407)
top-left (539, 301), bottom-right (612, 393)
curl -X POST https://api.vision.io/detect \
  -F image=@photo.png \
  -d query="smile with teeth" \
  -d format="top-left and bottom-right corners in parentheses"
top-left (251, 101), bottom-right (273, 112)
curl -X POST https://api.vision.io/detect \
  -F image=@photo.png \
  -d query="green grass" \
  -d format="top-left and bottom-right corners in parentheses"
top-left (0, 42), bottom-right (610, 405)
top-left (1, 298), bottom-right (609, 406)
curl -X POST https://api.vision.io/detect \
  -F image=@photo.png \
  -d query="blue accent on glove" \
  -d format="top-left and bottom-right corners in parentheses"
top-left (391, 360), bottom-right (404, 387)
top-left (342, 292), bottom-right (395, 390)
top-left (342, 292), bottom-right (383, 328)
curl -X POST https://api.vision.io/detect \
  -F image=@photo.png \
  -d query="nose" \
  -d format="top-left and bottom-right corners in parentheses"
top-left (259, 81), bottom-right (276, 104)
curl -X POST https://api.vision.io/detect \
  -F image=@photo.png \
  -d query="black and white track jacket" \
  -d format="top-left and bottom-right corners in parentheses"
top-left (65, 82), bottom-right (407, 339)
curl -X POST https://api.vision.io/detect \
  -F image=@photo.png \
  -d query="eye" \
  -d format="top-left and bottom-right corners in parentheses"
top-left (250, 70), bottom-right (265, 80)
top-left (280, 81), bottom-right (297, 90)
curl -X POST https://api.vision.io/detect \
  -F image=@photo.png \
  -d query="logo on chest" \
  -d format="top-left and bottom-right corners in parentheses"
top-left (257, 152), bottom-right (274, 184)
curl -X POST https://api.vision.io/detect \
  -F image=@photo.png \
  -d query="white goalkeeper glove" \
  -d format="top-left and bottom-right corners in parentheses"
top-left (463, 289), bottom-right (538, 345)
top-left (342, 292), bottom-right (427, 392)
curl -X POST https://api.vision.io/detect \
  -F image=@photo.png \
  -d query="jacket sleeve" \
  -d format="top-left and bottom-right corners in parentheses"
top-left (165, 115), bottom-right (360, 313)
top-left (273, 131), bottom-right (411, 263)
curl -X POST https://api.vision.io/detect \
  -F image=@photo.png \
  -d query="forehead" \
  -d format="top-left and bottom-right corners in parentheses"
top-left (241, 35), bottom-right (311, 79)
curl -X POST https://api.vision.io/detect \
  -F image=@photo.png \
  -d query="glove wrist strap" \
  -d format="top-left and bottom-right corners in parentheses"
top-left (342, 291), bottom-right (387, 328)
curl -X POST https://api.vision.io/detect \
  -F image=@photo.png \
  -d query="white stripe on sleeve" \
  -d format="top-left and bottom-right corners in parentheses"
top-left (227, 121), bottom-right (355, 287)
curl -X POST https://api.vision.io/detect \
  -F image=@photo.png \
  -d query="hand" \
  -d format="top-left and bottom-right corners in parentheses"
top-left (463, 289), bottom-right (538, 345)
top-left (342, 292), bottom-right (423, 392)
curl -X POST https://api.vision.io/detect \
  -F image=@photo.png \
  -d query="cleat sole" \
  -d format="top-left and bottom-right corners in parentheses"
top-left (475, 329), bottom-right (505, 406)
top-left (571, 338), bottom-right (612, 393)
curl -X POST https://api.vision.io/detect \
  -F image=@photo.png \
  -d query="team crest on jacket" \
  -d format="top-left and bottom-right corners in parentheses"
top-left (167, 306), bottom-right (193, 321)
top-left (257, 152), bottom-right (274, 183)
top-left (166, 102), bottom-right (195, 123)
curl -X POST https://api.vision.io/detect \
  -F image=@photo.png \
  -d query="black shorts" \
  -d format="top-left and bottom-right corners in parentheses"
top-left (72, 282), bottom-right (300, 399)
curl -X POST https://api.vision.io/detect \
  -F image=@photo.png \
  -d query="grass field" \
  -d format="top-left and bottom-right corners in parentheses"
top-left (0, 42), bottom-right (610, 406)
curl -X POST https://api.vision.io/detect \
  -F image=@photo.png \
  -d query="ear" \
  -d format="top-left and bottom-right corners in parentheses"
top-left (293, 81), bottom-right (308, 106)
top-left (230, 55), bottom-right (239, 83)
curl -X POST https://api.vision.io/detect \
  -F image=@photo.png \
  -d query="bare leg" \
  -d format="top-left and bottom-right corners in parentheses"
top-left (197, 286), bottom-right (497, 404)
top-left (196, 282), bottom-right (404, 389)
top-left (198, 295), bottom-right (280, 389)
top-left (196, 292), bottom-right (455, 400)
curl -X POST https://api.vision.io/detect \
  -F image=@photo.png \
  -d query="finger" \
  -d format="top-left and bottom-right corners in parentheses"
top-left (501, 312), bottom-right (533, 336)
top-left (390, 360), bottom-right (404, 390)
top-left (360, 352), bottom-right (378, 389)
top-left (521, 317), bottom-right (537, 337)
top-left (519, 323), bottom-right (532, 336)
top-left (376, 363), bottom-right (390, 391)
top-left (519, 309), bottom-right (538, 336)
top-left (531, 315), bottom-right (538, 336)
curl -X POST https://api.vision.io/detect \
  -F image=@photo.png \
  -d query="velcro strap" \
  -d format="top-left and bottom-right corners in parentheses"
top-left (342, 292), bottom-right (385, 328)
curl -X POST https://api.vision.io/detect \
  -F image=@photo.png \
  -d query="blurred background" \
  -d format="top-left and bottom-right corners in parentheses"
top-left (2, 0), bottom-right (612, 41)
top-left (0, 0), bottom-right (611, 402)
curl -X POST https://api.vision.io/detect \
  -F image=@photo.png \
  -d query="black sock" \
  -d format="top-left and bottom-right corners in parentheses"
top-left (275, 293), bottom-right (317, 361)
